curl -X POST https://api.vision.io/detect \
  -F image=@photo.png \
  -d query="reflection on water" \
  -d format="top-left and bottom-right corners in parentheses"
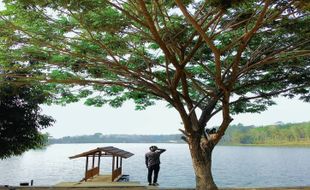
top-left (0, 143), bottom-right (310, 188)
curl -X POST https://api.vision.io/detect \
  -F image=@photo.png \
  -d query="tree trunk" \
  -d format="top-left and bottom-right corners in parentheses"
top-left (189, 135), bottom-right (218, 190)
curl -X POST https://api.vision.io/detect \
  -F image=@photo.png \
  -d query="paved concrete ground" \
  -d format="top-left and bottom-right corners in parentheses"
top-left (1, 186), bottom-right (310, 190)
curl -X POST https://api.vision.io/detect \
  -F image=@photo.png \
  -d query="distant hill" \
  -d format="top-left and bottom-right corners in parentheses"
top-left (48, 133), bottom-right (183, 144)
top-left (220, 121), bottom-right (310, 146)
top-left (48, 121), bottom-right (310, 146)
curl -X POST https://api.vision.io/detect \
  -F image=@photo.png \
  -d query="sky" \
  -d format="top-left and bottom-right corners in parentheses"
top-left (41, 97), bottom-right (310, 138)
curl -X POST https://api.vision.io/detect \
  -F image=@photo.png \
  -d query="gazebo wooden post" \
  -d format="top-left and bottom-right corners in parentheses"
top-left (112, 155), bottom-right (115, 173)
top-left (116, 156), bottom-right (119, 168)
top-left (92, 153), bottom-right (95, 169)
top-left (120, 157), bottom-right (123, 173)
top-left (85, 155), bottom-right (89, 180)
top-left (98, 151), bottom-right (101, 174)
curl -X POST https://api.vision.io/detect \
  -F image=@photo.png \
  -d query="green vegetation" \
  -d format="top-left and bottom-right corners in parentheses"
top-left (49, 133), bottom-right (183, 144)
top-left (0, 76), bottom-right (54, 159)
top-left (221, 122), bottom-right (310, 146)
top-left (49, 122), bottom-right (310, 146)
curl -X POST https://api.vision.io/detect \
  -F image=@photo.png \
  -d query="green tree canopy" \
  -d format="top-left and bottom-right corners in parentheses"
top-left (0, 0), bottom-right (309, 189)
top-left (0, 63), bottom-right (55, 159)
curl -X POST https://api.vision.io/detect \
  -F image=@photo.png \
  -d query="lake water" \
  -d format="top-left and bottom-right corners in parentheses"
top-left (0, 143), bottom-right (310, 188)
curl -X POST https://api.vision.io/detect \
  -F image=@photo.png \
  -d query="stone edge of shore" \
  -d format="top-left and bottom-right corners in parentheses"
top-left (1, 186), bottom-right (310, 190)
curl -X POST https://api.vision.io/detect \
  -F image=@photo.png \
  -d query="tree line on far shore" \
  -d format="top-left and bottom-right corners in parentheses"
top-left (221, 122), bottom-right (310, 145)
top-left (48, 121), bottom-right (310, 145)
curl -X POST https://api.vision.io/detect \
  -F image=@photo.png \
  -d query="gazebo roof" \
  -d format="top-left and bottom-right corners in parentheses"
top-left (69, 146), bottom-right (134, 159)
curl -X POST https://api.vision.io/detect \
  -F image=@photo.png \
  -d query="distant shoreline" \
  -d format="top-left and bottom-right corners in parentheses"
top-left (47, 121), bottom-right (310, 146)
top-left (47, 141), bottom-right (310, 147)
top-left (220, 143), bottom-right (310, 147)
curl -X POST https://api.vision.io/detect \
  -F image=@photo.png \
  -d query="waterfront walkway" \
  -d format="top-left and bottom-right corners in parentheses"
top-left (1, 186), bottom-right (310, 190)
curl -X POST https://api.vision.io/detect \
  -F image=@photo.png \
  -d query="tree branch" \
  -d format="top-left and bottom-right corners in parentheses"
top-left (175, 0), bottom-right (225, 91)
top-left (138, 0), bottom-right (179, 68)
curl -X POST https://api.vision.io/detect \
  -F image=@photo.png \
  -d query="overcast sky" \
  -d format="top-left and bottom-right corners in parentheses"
top-left (41, 97), bottom-right (310, 138)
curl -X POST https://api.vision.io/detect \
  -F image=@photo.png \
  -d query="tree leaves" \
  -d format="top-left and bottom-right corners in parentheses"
top-left (0, 0), bottom-right (309, 133)
top-left (0, 79), bottom-right (54, 159)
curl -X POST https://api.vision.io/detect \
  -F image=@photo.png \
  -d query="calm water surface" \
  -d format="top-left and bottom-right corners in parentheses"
top-left (0, 143), bottom-right (310, 188)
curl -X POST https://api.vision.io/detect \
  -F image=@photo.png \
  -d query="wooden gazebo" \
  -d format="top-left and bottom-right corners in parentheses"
top-left (69, 146), bottom-right (134, 182)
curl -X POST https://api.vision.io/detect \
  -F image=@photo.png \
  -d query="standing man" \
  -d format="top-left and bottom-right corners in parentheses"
top-left (145, 145), bottom-right (166, 186)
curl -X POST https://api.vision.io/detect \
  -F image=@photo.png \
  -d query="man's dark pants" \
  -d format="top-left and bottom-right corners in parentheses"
top-left (147, 164), bottom-right (160, 184)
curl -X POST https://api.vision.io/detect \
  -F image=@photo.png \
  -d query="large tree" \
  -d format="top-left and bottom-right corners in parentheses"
top-left (1, 0), bottom-right (310, 189)
top-left (0, 67), bottom-right (55, 159)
